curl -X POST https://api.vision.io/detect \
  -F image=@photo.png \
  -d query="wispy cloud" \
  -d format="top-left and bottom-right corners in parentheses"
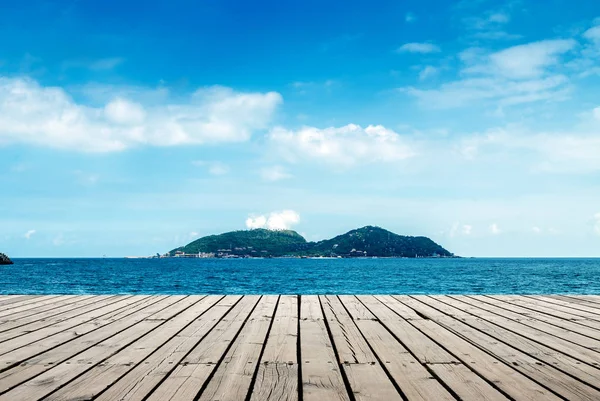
top-left (192, 161), bottom-right (230, 176)
top-left (405, 12), bottom-right (416, 23)
top-left (419, 65), bottom-right (439, 81)
top-left (489, 223), bottom-right (501, 235)
top-left (402, 39), bottom-right (576, 108)
top-left (396, 42), bottom-right (441, 54)
top-left (260, 165), bottom-right (292, 182)
top-left (62, 57), bottom-right (125, 71)
top-left (24, 229), bottom-right (36, 239)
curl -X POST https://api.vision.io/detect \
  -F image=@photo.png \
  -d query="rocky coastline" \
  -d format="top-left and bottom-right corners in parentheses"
top-left (0, 253), bottom-right (13, 265)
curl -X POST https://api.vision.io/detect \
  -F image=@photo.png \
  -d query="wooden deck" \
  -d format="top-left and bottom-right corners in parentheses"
top-left (1, 295), bottom-right (600, 400)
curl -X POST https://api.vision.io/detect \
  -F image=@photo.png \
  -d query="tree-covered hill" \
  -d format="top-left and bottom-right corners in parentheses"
top-left (169, 226), bottom-right (454, 258)
top-left (170, 229), bottom-right (308, 257)
top-left (308, 226), bottom-right (453, 257)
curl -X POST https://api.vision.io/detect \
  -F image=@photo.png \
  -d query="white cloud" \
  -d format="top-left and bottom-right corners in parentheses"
top-left (24, 229), bottom-right (36, 239)
top-left (449, 223), bottom-right (473, 237)
top-left (490, 223), bottom-right (501, 235)
top-left (583, 25), bottom-right (600, 43)
top-left (63, 57), bottom-right (125, 71)
top-left (104, 98), bottom-right (146, 125)
top-left (268, 124), bottom-right (415, 167)
top-left (483, 40), bottom-right (576, 79)
top-left (532, 226), bottom-right (542, 234)
top-left (396, 42), bottom-right (441, 54)
top-left (405, 13), bottom-right (416, 23)
top-left (0, 77), bottom-right (282, 152)
top-left (245, 210), bottom-right (300, 230)
top-left (260, 165), bottom-right (292, 182)
top-left (189, 231), bottom-right (199, 238)
top-left (594, 213), bottom-right (600, 235)
top-left (419, 66), bottom-right (439, 81)
top-left (192, 160), bottom-right (229, 176)
top-left (403, 75), bottom-right (570, 109)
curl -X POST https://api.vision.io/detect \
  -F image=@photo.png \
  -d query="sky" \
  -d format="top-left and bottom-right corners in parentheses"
top-left (1, 0), bottom-right (600, 257)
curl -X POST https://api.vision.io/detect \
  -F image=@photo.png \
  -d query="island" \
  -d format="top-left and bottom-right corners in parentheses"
top-left (167, 226), bottom-right (454, 258)
top-left (0, 253), bottom-right (13, 265)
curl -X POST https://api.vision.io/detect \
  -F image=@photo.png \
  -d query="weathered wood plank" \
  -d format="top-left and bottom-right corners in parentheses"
top-left (299, 295), bottom-right (350, 401)
top-left (95, 296), bottom-right (242, 401)
top-left (146, 295), bottom-right (262, 401)
top-left (412, 296), bottom-right (600, 400)
top-left (250, 295), bottom-right (298, 401)
top-left (0, 296), bottom-right (204, 401)
top-left (45, 296), bottom-right (223, 401)
top-left (321, 295), bottom-right (403, 401)
top-left (0, 295), bottom-right (119, 342)
top-left (0, 296), bottom-right (174, 393)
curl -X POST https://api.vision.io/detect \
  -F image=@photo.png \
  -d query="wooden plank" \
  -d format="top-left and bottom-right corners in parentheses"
top-left (0, 295), bottom-right (66, 318)
top-left (320, 295), bottom-right (377, 364)
top-left (250, 295), bottom-right (298, 401)
top-left (397, 300), bottom-right (562, 401)
top-left (366, 296), bottom-right (506, 401)
top-left (195, 295), bottom-right (278, 401)
top-left (0, 296), bottom-right (141, 356)
top-left (410, 296), bottom-right (600, 400)
top-left (454, 296), bottom-right (600, 350)
top-left (489, 295), bottom-right (600, 324)
top-left (299, 295), bottom-right (350, 401)
top-left (321, 295), bottom-right (403, 401)
top-left (367, 296), bottom-right (458, 364)
top-left (355, 319), bottom-right (456, 401)
top-left (548, 295), bottom-right (600, 309)
top-left (0, 296), bottom-right (175, 394)
top-left (0, 295), bottom-right (119, 342)
top-left (528, 295), bottom-right (600, 317)
top-left (468, 295), bottom-right (600, 340)
top-left (433, 296), bottom-right (600, 367)
top-left (0, 296), bottom-right (205, 401)
top-left (0, 295), bottom-right (98, 324)
top-left (486, 295), bottom-right (600, 331)
top-left (146, 295), bottom-right (261, 401)
top-left (44, 296), bottom-right (224, 401)
top-left (95, 296), bottom-right (243, 401)
top-left (0, 296), bottom-right (42, 309)
top-left (338, 295), bottom-right (376, 320)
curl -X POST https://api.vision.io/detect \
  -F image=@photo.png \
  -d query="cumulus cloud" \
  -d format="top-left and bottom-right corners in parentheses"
top-left (396, 42), bottom-right (440, 54)
top-left (0, 77), bottom-right (282, 152)
top-left (260, 165), bottom-right (292, 182)
top-left (267, 124), bottom-right (414, 167)
top-left (24, 229), bottom-right (36, 239)
top-left (245, 210), bottom-right (300, 230)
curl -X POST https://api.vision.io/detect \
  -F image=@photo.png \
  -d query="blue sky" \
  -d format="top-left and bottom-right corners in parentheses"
top-left (1, 0), bottom-right (600, 257)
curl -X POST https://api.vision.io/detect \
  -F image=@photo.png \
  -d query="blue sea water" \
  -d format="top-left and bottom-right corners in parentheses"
top-left (1, 258), bottom-right (599, 294)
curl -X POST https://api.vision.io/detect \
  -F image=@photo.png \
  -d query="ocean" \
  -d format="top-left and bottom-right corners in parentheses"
top-left (1, 258), bottom-right (599, 294)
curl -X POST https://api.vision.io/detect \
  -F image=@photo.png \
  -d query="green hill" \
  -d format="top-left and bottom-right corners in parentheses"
top-left (170, 228), bottom-right (308, 257)
top-left (308, 226), bottom-right (452, 257)
top-left (169, 226), bottom-right (454, 258)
